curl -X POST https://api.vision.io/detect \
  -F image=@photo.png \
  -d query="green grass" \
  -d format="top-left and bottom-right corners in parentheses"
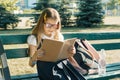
top-left (0, 29), bottom-right (32, 34)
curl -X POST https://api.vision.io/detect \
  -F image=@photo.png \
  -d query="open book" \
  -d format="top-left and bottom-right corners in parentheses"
top-left (39, 38), bottom-right (77, 62)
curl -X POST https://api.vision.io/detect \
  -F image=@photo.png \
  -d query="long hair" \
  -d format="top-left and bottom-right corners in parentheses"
top-left (32, 8), bottom-right (62, 46)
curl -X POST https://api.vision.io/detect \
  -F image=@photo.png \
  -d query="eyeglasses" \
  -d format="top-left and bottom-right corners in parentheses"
top-left (44, 23), bottom-right (58, 29)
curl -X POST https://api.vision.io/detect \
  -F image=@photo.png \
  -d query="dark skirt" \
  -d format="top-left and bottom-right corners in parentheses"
top-left (37, 59), bottom-right (86, 80)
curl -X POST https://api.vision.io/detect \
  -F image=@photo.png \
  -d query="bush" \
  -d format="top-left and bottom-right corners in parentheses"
top-left (0, 5), bottom-right (20, 29)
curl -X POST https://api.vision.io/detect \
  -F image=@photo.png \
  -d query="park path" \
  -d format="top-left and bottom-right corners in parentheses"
top-left (103, 16), bottom-right (120, 25)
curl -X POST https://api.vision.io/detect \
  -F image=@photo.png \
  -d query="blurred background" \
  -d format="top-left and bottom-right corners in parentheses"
top-left (1, 0), bottom-right (120, 30)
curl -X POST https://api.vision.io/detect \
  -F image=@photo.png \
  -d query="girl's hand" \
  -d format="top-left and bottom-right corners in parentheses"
top-left (36, 49), bottom-right (45, 58)
top-left (29, 49), bottom-right (45, 67)
top-left (68, 46), bottom-right (76, 57)
top-left (31, 48), bottom-right (45, 60)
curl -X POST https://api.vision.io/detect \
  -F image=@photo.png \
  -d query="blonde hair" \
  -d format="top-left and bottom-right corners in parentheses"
top-left (32, 8), bottom-right (62, 46)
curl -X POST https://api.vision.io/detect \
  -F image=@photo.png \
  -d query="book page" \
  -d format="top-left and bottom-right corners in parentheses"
top-left (39, 38), bottom-right (76, 62)
top-left (39, 39), bottom-right (64, 62)
top-left (57, 38), bottom-right (76, 60)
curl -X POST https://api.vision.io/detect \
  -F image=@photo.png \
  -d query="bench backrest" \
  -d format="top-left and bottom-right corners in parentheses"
top-left (64, 32), bottom-right (120, 50)
top-left (0, 32), bottom-right (120, 59)
top-left (0, 32), bottom-right (120, 80)
top-left (0, 34), bottom-right (28, 59)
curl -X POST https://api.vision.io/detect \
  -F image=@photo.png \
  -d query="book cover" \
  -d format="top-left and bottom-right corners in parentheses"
top-left (39, 38), bottom-right (76, 62)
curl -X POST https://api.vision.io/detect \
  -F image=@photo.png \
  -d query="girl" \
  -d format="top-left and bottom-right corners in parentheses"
top-left (27, 8), bottom-right (86, 80)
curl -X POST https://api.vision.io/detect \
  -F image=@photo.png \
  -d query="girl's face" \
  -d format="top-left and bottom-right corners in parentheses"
top-left (43, 18), bottom-right (58, 36)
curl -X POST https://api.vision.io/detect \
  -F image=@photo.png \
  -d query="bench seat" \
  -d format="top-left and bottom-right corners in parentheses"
top-left (85, 62), bottom-right (120, 80)
top-left (10, 62), bottom-right (120, 80)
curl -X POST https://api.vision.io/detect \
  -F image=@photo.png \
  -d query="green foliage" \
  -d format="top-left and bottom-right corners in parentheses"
top-left (26, 0), bottom-right (105, 28)
top-left (0, 5), bottom-right (20, 29)
top-left (32, 0), bottom-right (60, 23)
top-left (0, 0), bottom-right (19, 12)
top-left (107, 0), bottom-right (118, 10)
top-left (58, 1), bottom-right (72, 27)
top-left (33, 0), bottom-right (50, 11)
top-left (33, 0), bottom-right (77, 27)
top-left (77, 0), bottom-right (104, 27)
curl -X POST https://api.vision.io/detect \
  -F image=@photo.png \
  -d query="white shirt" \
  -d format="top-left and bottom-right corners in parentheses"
top-left (27, 33), bottom-right (64, 46)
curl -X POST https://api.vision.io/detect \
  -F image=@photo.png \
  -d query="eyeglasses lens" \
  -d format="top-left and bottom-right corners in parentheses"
top-left (45, 23), bottom-right (57, 28)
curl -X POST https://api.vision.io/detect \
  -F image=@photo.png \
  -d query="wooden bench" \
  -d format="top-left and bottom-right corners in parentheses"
top-left (0, 32), bottom-right (120, 80)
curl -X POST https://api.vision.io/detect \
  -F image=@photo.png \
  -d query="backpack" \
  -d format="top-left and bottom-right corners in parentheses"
top-left (69, 39), bottom-right (100, 75)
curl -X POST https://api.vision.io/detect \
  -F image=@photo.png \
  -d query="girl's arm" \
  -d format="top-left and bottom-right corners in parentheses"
top-left (27, 35), bottom-right (40, 67)
top-left (28, 45), bottom-right (44, 67)
top-left (28, 45), bottom-right (37, 67)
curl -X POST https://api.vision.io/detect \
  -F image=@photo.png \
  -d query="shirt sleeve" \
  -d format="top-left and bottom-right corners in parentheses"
top-left (27, 35), bottom-right (37, 46)
top-left (58, 33), bottom-right (64, 41)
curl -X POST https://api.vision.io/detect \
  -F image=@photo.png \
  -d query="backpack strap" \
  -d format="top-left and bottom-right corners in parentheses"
top-left (75, 39), bottom-right (97, 67)
top-left (80, 39), bottom-right (100, 62)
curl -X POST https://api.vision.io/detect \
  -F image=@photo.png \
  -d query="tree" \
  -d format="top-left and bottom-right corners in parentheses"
top-left (107, 0), bottom-right (118, 10)
top-left (0, 5), bottom-right (19, 29)
top-left (32, 0), bottom-right (60, 23)
top-left (77, 0), bottom-right (104, 27)
top-left (33, 0), bottom-right (50, 11)
top-left (32, 0), bottom-right (77, 27)
top-left (58, 0), bottom-right (72, 27)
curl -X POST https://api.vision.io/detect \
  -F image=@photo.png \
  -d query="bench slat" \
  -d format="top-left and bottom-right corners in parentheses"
top-left (107, 66), bottom-right (120, 72)
top-left (11, 73), bottom-right (38, 80)
top-left (5, 48), bottom-right (28, 59)
top-left (93, 43), bottom-right (120, 50)
top-left (86, 70), bottom-right (120, 80)
top-left (63, 32), bottom-right (120, 40)
top-left (0, 34), bottom-right (28, 44)
top-left (107, 62), bottom-right (120, 67)
top-left (0, 32), bottom-right (120, 44)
